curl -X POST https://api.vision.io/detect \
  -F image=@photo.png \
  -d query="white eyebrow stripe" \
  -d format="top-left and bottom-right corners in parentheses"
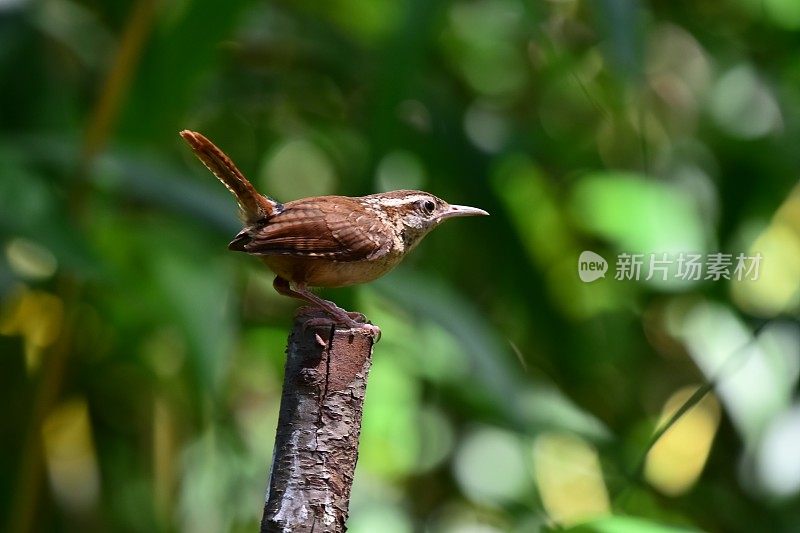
top-left (365, 195), bottom-right (429, 207)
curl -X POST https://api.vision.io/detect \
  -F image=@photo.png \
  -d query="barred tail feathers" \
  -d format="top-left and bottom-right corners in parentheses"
top-left (179, 130), bottom-right (277, 223)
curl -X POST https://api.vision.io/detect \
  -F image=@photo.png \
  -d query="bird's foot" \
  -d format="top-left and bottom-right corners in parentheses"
top-left (298, 307), bottom-right (381, 343)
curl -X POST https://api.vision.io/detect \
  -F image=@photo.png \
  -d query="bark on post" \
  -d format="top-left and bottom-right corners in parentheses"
top-left (261, 308), bottom-right (376, 533)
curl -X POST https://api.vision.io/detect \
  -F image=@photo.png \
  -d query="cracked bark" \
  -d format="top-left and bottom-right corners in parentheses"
top-left (261, 309), bottom-right (376, 533)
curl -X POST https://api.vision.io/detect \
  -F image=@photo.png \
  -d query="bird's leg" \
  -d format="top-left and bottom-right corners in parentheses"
top-left (273, 277), bottom-right (379, 339)
top-left (272, 276), bottom-right (307, 300)
top-left (272, 277), bottom-right (354, 319)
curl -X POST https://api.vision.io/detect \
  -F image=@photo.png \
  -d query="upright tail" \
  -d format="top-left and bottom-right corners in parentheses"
top-left (179, 130), bottom-right (279, 224)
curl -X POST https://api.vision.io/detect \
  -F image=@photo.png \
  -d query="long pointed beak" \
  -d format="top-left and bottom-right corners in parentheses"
top-left (438, 204), bottom-right (490, 221)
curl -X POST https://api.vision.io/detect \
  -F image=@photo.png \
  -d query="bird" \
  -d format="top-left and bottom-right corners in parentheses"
top-left (180, 130), bottom-right (488, 337)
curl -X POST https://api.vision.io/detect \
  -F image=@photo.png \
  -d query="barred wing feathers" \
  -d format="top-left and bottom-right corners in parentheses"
top-left (229, 197), bottom-right (392, 262)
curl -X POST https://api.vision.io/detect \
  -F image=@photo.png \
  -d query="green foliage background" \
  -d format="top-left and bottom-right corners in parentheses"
top-left (1, 0), bottom-right (799, 531)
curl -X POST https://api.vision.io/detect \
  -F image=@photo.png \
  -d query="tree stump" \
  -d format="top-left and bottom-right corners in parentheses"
top-left (261, 308), bottom-right (377, 533)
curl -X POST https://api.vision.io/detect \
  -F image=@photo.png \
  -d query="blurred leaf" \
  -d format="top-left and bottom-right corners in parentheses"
top-left (370, 271), bottom-right (610, 440)
top-left (564, 515), bottom-right (697, 533)
top-left (151, 245), bottom-right (235, 395)
top-left (570, 171), bottom-right (706, 254)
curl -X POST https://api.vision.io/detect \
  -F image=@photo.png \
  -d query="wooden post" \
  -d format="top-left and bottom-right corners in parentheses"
top-left (261, 309), bottom-right (377, 533)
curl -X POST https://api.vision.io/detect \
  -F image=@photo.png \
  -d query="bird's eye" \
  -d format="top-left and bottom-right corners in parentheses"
top-left (422, 200), bottom-right (436, 215)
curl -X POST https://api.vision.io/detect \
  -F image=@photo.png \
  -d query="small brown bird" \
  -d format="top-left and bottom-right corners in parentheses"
top-left (180, 130), bottom-right (488, 335)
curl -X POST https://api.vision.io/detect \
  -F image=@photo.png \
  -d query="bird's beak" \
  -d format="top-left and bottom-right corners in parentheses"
top-left (438, 204), bottom-right (490, 221)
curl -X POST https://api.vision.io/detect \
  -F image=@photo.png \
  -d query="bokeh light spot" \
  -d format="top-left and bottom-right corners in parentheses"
top-left (416, 405), bottom-right (456, 472)
top-left (645, 386), bottom-right (721, 496)
top-left (464, 101), bottom-right (510, 153)
top-left (646, 23), bottom-right (712, 119)
top-left (0, 285), bottom-right (64, 371)
top-left (347, 502), bottom-right (412, 533)
top-left (532, 432), bottom-right (610, 526)
top-left (453, 426), bottom-right (530, 504)
top-left (261, 138), bottom-right (337, 200)
top-left (710, 65), bottom-right (782, 139)
top-left (732, 185), bottom-right (800, 316)
top-left (42, 398), bottom-right (101, 513)
top-left (757, 406), bottom-right (800, 497)
top-left (5, 238), bottom-right (58, 280)
top-left (375, 150), bottom-right (426, 192)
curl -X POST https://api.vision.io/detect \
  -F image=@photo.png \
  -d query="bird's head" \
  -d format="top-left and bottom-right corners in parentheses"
top-left (364, 190), bottom-right (489, 251)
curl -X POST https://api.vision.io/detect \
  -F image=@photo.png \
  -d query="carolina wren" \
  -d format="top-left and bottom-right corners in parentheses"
top-left (180, 130), bottom-right (488, 335)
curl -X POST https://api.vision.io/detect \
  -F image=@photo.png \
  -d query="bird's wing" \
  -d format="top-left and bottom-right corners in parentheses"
top-left (229, 196), bottom-right (393, 261)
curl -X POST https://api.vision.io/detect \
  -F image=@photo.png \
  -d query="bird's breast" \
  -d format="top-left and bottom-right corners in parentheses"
top-left (260, 251), bottom-right (404, 288)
